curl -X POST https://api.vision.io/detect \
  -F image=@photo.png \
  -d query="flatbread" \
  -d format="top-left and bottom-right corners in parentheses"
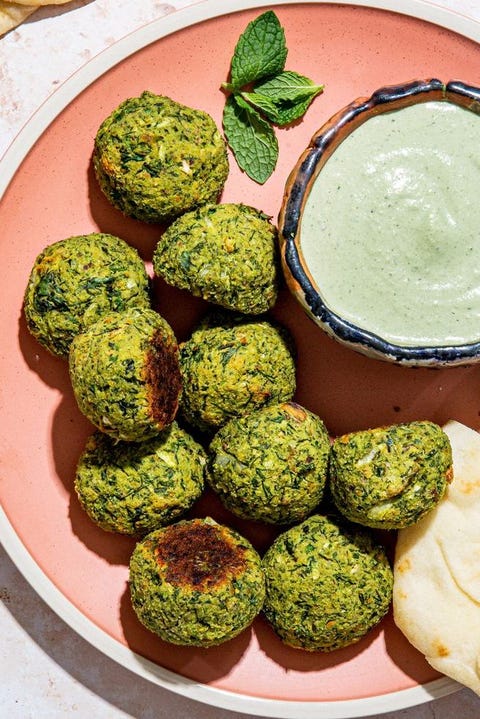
top-left (393, 420), bottom-right (480, 696)
top-left (0, 1), bottom-right (37, 35)
top-left (8, 0), bottom-right (72, 5)
top-left (0, 0), bottom-right (73, 36)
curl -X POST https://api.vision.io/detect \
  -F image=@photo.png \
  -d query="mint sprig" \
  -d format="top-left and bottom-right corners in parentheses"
top-left (221, 11), bottom-right (324, 184)
top-left (228, 10), bottom-right (287, 90)
top-left (223, 95), bottom-right (278, 185)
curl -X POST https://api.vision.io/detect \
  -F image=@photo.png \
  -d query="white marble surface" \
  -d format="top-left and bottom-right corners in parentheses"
top-left (2, 1), bottom-right (480, 717)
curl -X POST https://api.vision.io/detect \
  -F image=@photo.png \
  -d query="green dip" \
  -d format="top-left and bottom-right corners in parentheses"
top-left (300, 101), bottom-right (480, 347)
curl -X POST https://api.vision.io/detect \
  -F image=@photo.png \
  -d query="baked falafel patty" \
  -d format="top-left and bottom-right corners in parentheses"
top-left (329, 420), bottom-right (452, 529)
top-left (262, 514), bottom-right (393, 651)
top-left (93, 91), bottom-right (229, 223)
top-left (179, 311), bottom-right (296, 433)
top-left (208, 402), bottom-right (330, 524)
top-left (23, 233), bottom-right (150, 357)
top-left (153, 203), bottom-right (279, 313)
top-left (75, 423), bottom-right (205, 535)
top-left (69, 307), bottom-right (181, 442)
top-left (129, 517), bottom-right (265, 646)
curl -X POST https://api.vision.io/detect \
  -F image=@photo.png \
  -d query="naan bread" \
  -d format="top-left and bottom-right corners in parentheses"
top-left (393, 420), bottom-right (480, 696)
top-left (0, 0), bottom-right (73, 36)
top-left (11, 0), bottom-right (73, 4)
top-left (0, 1), bottom-right (37, 35)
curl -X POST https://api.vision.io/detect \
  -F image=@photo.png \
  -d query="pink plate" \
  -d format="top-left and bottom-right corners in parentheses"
top-left (1, 1), bottom-right (480, 716)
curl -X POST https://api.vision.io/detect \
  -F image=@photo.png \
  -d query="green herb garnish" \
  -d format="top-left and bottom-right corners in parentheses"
top-left (221, 11), bottom-right (324, 184)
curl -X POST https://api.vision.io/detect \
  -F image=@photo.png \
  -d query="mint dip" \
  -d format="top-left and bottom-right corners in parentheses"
top-left (300, 101), bottom-right (480, 347)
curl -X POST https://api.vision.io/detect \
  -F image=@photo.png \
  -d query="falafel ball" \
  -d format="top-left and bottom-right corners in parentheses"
top-left (75, 423), bottom-right (205, 535)
top-left (69, 307), bottom-right (182, 442)
top-left (262, 514), bottom-right (393, 652)
top-left (93, 92), bottom-right (229, 223)
top-left (179, 312), bottom-right (296, 433)
top-left (153, 203), bottom-right (280, 313)
top-left (329, 421), bottom-right (452, 529)
top-left (208, 402), bottom-right (330, 525)
top-left (129, 517), bottom-right (265, 646)
top-left (23, 233), bottom-right (150, 357)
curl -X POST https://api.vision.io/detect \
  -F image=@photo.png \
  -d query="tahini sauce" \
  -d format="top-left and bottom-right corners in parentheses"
top-left (300, 101), bottom-right (480, 347)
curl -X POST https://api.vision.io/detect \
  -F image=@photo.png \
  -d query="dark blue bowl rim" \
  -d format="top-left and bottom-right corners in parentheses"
top-left (280, 78), bottom-right (480, 363)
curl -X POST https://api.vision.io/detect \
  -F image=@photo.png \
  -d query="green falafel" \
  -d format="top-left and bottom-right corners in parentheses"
top-left (75, 423), bottom-right (205, 535)
top-left (208, 402), bottom-right (330, 525)
top-left (93, 92), bottom-right (229, 223)
top-left (153, 203), bottom-right (280, 313)
top-left (179, 312), bottom-right (296, 433)
top-left (69, 307), bottom-right (181, 442)
top-left (129, 517), bottom-right (265, 646)
top-left (262, 514), bottom-right (393, 651)
top-left (329, 421), bottom-right (452, 529)
top-left (23, 233), bottom-right (150, 356)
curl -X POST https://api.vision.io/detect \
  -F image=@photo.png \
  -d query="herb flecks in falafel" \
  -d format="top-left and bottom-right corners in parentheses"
top-left (75, 423), bottom-right (205, 535)
top-left (262, 514), bottom-right (393, 651)
top-left (69, 307), bottom-right (181, 442)
top-left (24, 233), bottom-right (150, 357)
top-left (153, 203), bottom-right (280, 313)
top-left (179, 312), bottom-right (296, 433)
top-left (129, 517), bottom-right (265, 646)
top-left (208, 402), bottom-right (330, 524)
top-left (93, 91), bottom-right (229, 223)
top-left (329, 420), bottom-right (452, 529)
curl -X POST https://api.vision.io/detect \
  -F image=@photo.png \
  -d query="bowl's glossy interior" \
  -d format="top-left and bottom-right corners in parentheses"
top-left (279, 78), bottom-right (480, 367)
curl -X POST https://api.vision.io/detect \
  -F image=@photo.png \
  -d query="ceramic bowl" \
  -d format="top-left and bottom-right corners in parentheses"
top-left (278, 78), bottom-right (480, 367)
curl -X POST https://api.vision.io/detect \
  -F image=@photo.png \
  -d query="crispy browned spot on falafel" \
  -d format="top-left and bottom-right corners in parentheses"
top-left (146, 328), bottom-right (183, 430)
top-left (129, 518), bottom-right (265, 646)
top-left (155, 519), bottom-right (246, 589)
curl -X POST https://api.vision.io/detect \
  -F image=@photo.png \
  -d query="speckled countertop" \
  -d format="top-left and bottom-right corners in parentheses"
top-left (2, 1), bottom-right (480, 718)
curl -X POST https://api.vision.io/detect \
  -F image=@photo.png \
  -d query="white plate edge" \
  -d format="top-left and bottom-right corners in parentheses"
top-left (0, 0), bottom-right (477, 715)
top-left (2, 0), bottom-right (480, 197)
top-left (0, 506), bottom-right (462, 718)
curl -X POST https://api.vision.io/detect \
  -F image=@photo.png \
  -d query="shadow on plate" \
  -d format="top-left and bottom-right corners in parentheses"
top-left (254, 608), bottom-right (380, 673)
top-left (17, 308), bottom-right (70, 389)
top-left (1, 545), bottom-right (252, 719)
top-left (382, 607), bottom-right (442, 685)
top-left (118, 580), bottom-right (253, 682)
top-left (86, 157), bottom-right (164, 262)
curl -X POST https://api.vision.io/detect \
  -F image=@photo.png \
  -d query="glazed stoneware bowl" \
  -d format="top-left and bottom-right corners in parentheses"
top-left (278, 78), bottom-right (480, 367)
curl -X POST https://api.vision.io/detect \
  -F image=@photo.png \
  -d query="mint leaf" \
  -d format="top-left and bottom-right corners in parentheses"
top-left (221, 11), bottom-right (324, 184)
top-left (240, 91), bottom-right (280, 120)
top-left (254, 71), bottom-right (324, 103)
top-left (267, 95), bottom-right (321, 126)
top-left (223, 95), bottom-right (278, 184)
top-left (242, 77), bottom-right (324, 126)
top-left (229, 10), bottom-right (287, 90)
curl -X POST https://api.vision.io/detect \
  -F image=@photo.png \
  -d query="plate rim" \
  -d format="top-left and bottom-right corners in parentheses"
top-left (0, 0), bottom-right (477, 716)
top-left (0, 507), bottom-right (462, 718)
